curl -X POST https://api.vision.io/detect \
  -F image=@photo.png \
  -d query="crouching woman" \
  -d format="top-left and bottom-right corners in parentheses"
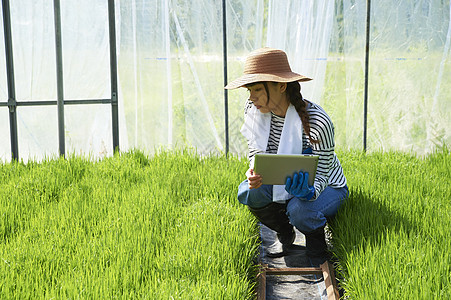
top-left (225, 48), bottom-right (349, 265)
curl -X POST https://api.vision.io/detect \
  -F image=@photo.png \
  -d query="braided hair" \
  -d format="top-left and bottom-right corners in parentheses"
top-left (285, 81), bottom-right (319, 144)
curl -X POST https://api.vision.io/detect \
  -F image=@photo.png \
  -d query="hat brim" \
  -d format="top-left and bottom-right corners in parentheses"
top-left (225, 72), bottom-right (312, 89)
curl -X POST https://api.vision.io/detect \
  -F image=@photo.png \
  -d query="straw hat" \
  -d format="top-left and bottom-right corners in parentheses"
top-left (225, 47), bottom-right (312, 89)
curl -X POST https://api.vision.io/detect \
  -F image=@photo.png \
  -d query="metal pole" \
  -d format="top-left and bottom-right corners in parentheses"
top-left (2, 0), bottom-right (19, 161)
top-left (363, 0), bottom-right (371, 152)
top-left (108, 0), bottom-right (119, 153)
top-left (53, 0), bottom-right (65, 157)
top-left (222, 0), bottom-right (229, 155)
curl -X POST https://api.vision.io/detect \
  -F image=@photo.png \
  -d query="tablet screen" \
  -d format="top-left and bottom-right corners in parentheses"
top-left (254, 154), bottom-right (319, 186)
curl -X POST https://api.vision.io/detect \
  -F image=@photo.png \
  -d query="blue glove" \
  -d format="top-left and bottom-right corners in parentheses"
top-left (302, 147), bottom-right (313, 154)
top-left (285, 171), bottom-right (315, 200)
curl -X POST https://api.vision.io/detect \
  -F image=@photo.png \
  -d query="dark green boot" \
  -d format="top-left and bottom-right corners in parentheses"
top-left (248, 202), bottom-right (295, 246)
top-left (303, 226), bottom-right (329, 266)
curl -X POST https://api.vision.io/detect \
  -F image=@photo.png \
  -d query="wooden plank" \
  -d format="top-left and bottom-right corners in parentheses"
top-left (265, 267), bottom-right (323, 276)
top-left (260, 263), bottom-right (339, 299)
top-left (258, 261), bottom-right (340, 299)
top-left (320, 261), bottom-right (340, 300)
top-left (257, 264), bottom-right (267, 300)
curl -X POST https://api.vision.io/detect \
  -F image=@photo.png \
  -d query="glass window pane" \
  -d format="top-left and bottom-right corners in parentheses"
top-left (0, 4), bottom-right (7, 102)
top-left (10, 0), bottom-right (57, 101)
top-left (65, 104), bottom-right (112, 159)
top-left (17, 106), bottom-right (58, 162)
top-left (0, 108), bottom-right (10, 161)
top-left (61, 0), bottom-right (110, 100)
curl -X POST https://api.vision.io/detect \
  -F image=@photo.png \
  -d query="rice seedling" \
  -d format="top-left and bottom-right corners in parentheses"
top-left (0, 150), bottom-right (259, 299)
top-left (1, 148), bottom-right (450, 299)
top-left (332, 147), bottom-right (451, 299)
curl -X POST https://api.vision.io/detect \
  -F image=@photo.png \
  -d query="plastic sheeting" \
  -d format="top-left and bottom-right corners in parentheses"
top-left (0, 0), bottom-right (127, 161)
top-left (328, 0), bottom-right (451, 153)
top-left (1, 0), bottom-right (450, 161)
top-left (259, 224), bottom-right (329, 299)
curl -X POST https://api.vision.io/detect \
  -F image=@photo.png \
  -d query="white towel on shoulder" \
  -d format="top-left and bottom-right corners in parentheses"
top-left (241, 103), bottom-right (303, 202)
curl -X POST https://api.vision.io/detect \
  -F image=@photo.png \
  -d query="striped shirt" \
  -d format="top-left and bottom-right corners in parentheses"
top-left (245, 100), bottom-right (347, 199)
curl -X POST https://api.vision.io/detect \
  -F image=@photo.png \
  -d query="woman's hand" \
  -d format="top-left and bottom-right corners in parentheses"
top-left (285, 171), bottom-right (315, 200)
top-left (246, 168), bottom-right (262, 189)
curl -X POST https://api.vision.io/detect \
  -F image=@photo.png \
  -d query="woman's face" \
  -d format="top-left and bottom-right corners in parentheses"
top-left (246, 82), bottom-right (288, 116)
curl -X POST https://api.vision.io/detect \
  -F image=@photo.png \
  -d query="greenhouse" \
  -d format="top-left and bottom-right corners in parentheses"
top-left (0, 0), bottom-right (450, 299)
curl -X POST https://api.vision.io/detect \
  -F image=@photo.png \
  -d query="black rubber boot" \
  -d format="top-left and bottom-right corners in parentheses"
top-left (248, 202), bottom-right (295, 245)
top-left (303, 226), bottom-right (329, 266)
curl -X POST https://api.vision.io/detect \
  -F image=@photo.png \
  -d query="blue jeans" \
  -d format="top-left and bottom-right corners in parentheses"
top-left (237, 180), bottom-right (349, 233)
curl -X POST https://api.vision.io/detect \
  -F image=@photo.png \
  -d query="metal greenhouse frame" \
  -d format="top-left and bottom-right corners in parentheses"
top-left (2, 0), bottom-right (374, 161)
top-left (1, 0), bottom-right (119, 161)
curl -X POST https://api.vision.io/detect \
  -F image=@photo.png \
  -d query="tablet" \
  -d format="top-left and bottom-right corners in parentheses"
top-left (254, 154), bottom-right (319, 186)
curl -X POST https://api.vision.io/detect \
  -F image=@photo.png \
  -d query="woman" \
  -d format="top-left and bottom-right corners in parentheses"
top-left (225, 47), bottom-right (348, 265)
